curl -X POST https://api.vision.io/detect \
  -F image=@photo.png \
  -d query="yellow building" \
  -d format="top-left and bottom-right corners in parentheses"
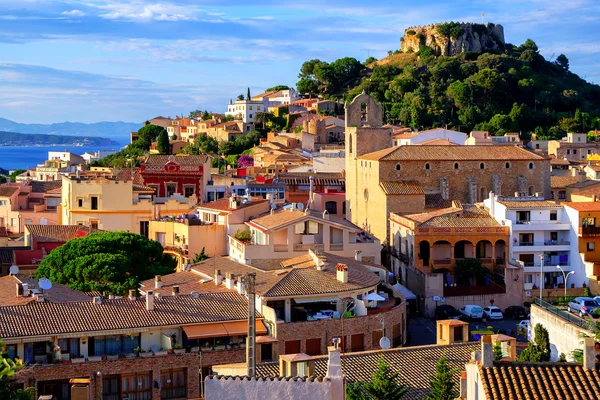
top-left (58, 175), bottom-right (194, 234)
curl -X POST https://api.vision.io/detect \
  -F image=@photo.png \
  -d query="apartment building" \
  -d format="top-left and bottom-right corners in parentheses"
top-left (225, 100), bottom-right (265, 123)
top-left (548, 132), bottom-right (600, 162)
top-left (0, 181), bottom-right (61, 234)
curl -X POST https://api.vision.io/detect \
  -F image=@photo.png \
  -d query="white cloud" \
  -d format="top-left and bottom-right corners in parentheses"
top-left (89, 1), bottom-right (198, 22)
top-left (62, 10), bottom-right (86, 17)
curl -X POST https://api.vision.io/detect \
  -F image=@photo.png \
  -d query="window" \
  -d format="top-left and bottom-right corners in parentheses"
top-left (528, 186), bottom-right (535, 196)
top-left (284, 340), bottom-right (301, 354)
top-left (480, 163), bottom-right (485, 170)
top-left (528, 162), bottom-right (534, 170)
top-left (587, 242), bottom-right (595, 251)
top-left (103, 376), bottom-right (120, 400)
top-left (140, 221), bottom-right (149, 238)
top-left (558, 190), bottom-right (567, 199)
top-left (260, 343), bottom-right (273, 362)
top-left (0, 200), bottom-right (6, 206)
top-left (161, 369), bottom-right (186, 399)
top-left (342, 201), bottom-right (346, 215)
top-left (524, 274), bottom-right (533, 284)
top-left (536, 144), bottom-right (540, 149)
top-left (582, 217), bottom-right (596, 227)
top-left (166, 183), bottom-right (177, 197)
top-left (305, 338), bottom-right (321, 356)
top-left (567, 150), bottom-right (571, 155)
top-left (395, 164), bottom-right (401, 171)
top-left (573, 150), bottom-right (578, 155)
top-left (156, 232), bottom-right (166, 246)
top-left (516, 211), bottom-right (530, 223)
top-left (454, 163), bottom-right (459, 170)
top-left (550, 211), bottom-right (557, 221)
top-left (249, 114), bottom-right (253, 119)
top-left (10, 218), bottom-right (16, 227)
top-left (249, 106), bottom-right (253, 110)
top-left (90, 221), bottom-right (99, 229)
top-left (257, 106), bottom-right (261, 110)
top-left (58, 338), bottom-right (80, 357)
top-left (589, 150), bottom-right (592, 155)
top-left (505, 162), bottom-right (510, 169)
top-left (578, 137), bottom-right (582, 142)
top-left (184, 186), bottom-right (195, 198)
top-left (349, 134), bottom-right (352, 153)
top-left (325, 201), bottom-right (337, 214)
top-left (91, 196), bottom-right (98, 210)
top-left (121, 372), bottom-right (151, 400)
top-left (550, 231), bottom-right (558, 241)
top-left (372, 330), bottom-right (384, 347)
top-left (425, 163), bottom-right (430, 170)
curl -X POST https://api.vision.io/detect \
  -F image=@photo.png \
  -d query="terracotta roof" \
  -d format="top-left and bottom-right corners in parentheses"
top-left (0, 275), bottom-right (91, 306)
top-left (139, 270), bottom-right (232, 297)
top-left (143, 154), bottom-right (210, 166)
top-left (570, 187), bottom-right (600, 198)
top-left (0, 185), bottom-right (19, 197)
top-left (256, 342), bottom-right (479, 400)
top-left (198, 197), bottom-right (267, 212)
top-left (114, 168), bottom-right (143, 184)
top-left (247, 209), bottom-right (360, 232)
top-left (562, 202), bottom-right (600, 212)
top-left (497, 200), bottom-right (561, 209)
top-left (132, 184), bottom-right (156, 192)
top-left (418, 139), bottom-right (457, 145)
top-left (551, 158), bottom-right (571, 166)
top-left (401, 204), bottom-right (500, 228)
top-left (567, 180), bottom-right (600, 189)
top-left (551, 175), bottom-right (579, 189)
top-left (25, 225), bottom-right (96, 243)
top-left (278, 173), bottom-right (344, 186)
top-left (360, 145), bottom-right (546, 161)
top-left (425, 193), bottom-right (452, 209)
top-left (0, 292), bottom-right (256, 339)
top-left (30, 180), bottom-right (62, 193)
top-left (0, 248), bottom-right (13, 264)
top-left (479, 362), bottom-right (600, 400)
top-left (393, 132), bottom-right (419, 139)
top-left (379, 181), bottom-right (424, 195)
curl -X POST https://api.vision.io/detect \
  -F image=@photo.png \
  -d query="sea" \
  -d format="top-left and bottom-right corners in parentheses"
top-left (0, 145), bottom-right (122, 171)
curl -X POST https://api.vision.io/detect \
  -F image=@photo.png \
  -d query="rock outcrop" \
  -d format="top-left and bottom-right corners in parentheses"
top-left (401, 22), bottom-right (505, 56)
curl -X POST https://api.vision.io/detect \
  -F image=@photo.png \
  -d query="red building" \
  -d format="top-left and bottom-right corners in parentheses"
top-left (140, 155), bottom-right (211, 200)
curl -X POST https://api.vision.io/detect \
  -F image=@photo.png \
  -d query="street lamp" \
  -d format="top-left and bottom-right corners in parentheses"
top-left (539, 253), bottom-right (544, 302)
top-left (556, 265), bottom-right (575, 299)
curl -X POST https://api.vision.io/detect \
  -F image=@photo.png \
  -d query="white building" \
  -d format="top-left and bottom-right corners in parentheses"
top-left (252, 88), bottom-right (301, 106)
top-left (393, 128), bottom-right (467, 146)
top-left (484, 194), bottom-right (583, 290)
top-left (81, 150), bottom-right (118, 164)
top-left (225, 100), bottom-right (266, 123)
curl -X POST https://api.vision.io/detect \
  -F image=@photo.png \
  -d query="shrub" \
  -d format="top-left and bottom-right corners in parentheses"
top-left (234, 229), bottom-right (252, 242)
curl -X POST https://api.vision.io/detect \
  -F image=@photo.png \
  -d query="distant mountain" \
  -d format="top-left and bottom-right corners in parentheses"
top-left (0, 118), bottom-right (140, 142)
top-left (0, 131), bottom-right (120, 147)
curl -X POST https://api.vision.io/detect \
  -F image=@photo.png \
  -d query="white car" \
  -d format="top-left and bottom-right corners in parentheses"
top-left (483, 306), bottom-right (504, 320)
top-left (517, 320), bottom-right (529, 335)
top-left (459, 304), bottom-right (483, 320)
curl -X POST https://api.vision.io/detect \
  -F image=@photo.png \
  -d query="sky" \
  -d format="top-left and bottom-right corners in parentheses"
top-left (0, 0), bottom-right (598, 124)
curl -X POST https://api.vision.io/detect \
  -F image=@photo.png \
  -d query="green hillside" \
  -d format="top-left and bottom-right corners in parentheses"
top-left (296, 38), bottom-right (600, 139)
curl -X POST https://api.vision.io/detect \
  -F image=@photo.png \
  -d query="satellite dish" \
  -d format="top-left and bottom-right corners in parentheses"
top-left (38, 278), bottom-right (53, 291)
top-left (9, 265), bottom-right (18, 275)
top-left (379, 336), bottom-right (391, 349)
top-left (297, 203), bottom-right (304, 211)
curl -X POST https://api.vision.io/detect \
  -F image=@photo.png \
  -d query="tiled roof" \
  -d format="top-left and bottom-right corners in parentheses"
top-left (0, 185), bottom-right (19, 197)
top-left (256, 342), bottom-right (479, 400)
top-left (550, 158), bottom-right (571, 166)
top-left (403, 207), bottom-right (463, 224)
top-left (143, 154), bottom-right (210, 165)
top-left (497, 200), bottom-right (561, 209)
top-left (25, 225), bottom-right (96, 243)
top-left (360, 145), bottom-right (546, 161)
top-left (425, 193), bottom-right (452, 209)
top-left (479, 362), bottom-right (600, 400)
top-left (132, 184), bottom-right (156, 192)
top-left (0, 248), bottom-right (13, 264)
top-left (139, 271), bottom-right (232, 297)
top-left (567, 180), bottom-right (600, 189)
top-left (30, 180), bottom-right (62, 193)
top-left (247, 209), bottom-right (360, 232)
top-left (0, 292), bottom-right (255, 339)
top-left (379, 181), bottom-right (424, 195)
top-left (551, 175), bottom-right (579, 189)
top-left (114, 168), bottom-right (143, 184)
top-left (418, 138), bottom-right (456, 145)
top-left (198, 197), bottom-right (267, 212)
top-left (562, 202), bottom-right (600, 212)
top-left (278, 173), bottom-right (344, 186)
top-left (0, 275), bottom-right (91, 306)
top-left (570, 187), bottom-right (600, 198)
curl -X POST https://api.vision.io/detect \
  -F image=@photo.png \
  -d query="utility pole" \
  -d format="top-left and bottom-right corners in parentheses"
top-left (246, 272), bottom-right (257, 377)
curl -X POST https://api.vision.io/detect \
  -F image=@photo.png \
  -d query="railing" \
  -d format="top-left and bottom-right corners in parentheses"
top-left (517, 241), bottom-right (570, 246)
top-left (389, 247), bottom-right (410, 264)
top-left (534, 298), bottom-right (589, 329)
top-left (443, 283), bottom-right (506, 297)
top-left (293, 243), bottom-right (319, 251)
top-left (581, 227), bottom-right (600, 236)
top-left (329, 243), bottom-right (344, 251)
top-left (516, 220), bottom-right (564, 225)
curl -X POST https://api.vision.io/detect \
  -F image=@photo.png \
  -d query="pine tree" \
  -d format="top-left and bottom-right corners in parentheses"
top-left (518, 323), bottom-right (551, 362)
top-left (247, 87), bottom-right (251, 100)
top-left (347, 358), bottom-right (408, 400)
top-left (193, 247), bottom-right (209, 263)
top-left (427, 354), bottom-right (457, 400)
top-left (157, 130), bottom-right (170, 154)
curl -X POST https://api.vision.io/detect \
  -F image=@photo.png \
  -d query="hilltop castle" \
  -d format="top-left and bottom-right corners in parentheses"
top-left (401, 22), bottom-right (505, 56)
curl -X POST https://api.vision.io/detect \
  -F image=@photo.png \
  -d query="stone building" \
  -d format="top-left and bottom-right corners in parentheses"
top-left (344, 93), bottom-right (551, 243)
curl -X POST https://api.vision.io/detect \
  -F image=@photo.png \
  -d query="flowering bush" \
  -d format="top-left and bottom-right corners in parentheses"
top-left (238, 154), bottom-right (254, 168)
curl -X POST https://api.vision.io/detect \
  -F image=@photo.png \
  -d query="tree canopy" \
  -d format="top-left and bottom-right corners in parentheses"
top-left (346, 358), bottom-right (408, 400)
top-left (134, 124), bottom-right (167, 151)
top-left (265, 85), bottom-right (290, 91)
top-left (518, 323), bottom-right (551, 362)
top-left (157, 129), bottom-right (170, 154)
top-left (35, 232), bottom-right (176, 295)
top-left (427, 354), bottom-right (458, 400)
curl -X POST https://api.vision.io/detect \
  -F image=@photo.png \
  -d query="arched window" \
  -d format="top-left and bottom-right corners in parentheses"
top-left (425, 163), bottom-right (431, 170)
top-left (528, 162), bottom-right (534, 170)
top-left (454, 162), bottom-right (459, 170)
top-left (396, 164), bottom-right (401, 171)
top-left (361, 102), bottom-right (368, 124)
top-left (480, 163), bottom-right (485, 170)
top-left (505, 162), bottom-right (510, 169)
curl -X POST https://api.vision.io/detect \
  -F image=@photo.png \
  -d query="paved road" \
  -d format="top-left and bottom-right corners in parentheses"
top-left (406, 316), bottom-right (529, 347)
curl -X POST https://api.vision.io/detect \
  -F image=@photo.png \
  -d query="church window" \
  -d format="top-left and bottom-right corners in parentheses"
top-left (454, 163), bottom-right (459, 170)
top-left (505, 162), bottom-right (511, 169)
top-left (480, 163), bottom-right (485, 170)
top-left (425, 163), bottom-right (430, 170)
top-left (528, 162), bottom-right (534, 170)
top-left (395, 164), bottom-right (401, 171)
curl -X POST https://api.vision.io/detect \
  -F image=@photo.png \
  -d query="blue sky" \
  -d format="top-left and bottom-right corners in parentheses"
top-left (0, 0), bottom-right (598, 124)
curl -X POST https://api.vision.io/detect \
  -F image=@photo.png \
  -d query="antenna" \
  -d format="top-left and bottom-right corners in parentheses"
top-left (9, 265), bottom-right (18, 275)
top-left (38, 278), bottom-right (53, 291)
top-left (379, 336), bottom-right (391, 349)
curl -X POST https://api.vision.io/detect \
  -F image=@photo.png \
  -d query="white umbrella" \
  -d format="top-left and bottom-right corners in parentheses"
top-left (364, 292), bottom-right (386, 301)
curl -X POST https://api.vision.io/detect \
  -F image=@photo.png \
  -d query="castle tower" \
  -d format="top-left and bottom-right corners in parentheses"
top-left (344, 93), bottom-right (392, 231)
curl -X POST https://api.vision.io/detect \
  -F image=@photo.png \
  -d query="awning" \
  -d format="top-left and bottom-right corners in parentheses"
top-left (293, 297), bottom-right (340, 304)
top-left (393, 283), bottom-right (417, 300)
top-left (183, 320), bottom-right (268, 339)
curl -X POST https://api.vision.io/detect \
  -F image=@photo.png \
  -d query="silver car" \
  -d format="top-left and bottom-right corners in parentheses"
top-left (567, 297), bottom-right (600, 317)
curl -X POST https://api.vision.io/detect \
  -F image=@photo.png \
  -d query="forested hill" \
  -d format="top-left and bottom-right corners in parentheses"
top-left (0, 131), bottom-right (119, 146)
top-left (296, 32), bottom-right (600, 139)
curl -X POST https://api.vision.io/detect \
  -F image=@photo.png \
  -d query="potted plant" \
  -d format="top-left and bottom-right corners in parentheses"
top-left (107, 352), bottom-right (118, 361)
top-left (72, 355), bottom-right (86, 364)
top-left (214, 340), bottom-right (225, 350)
top-left (173, 344), bottom-right (185, 354)
top-left (88, 355), bottom-right (102, 362)
top-left (154, 348), bottom-right (168, 357)
top-left (201, 341), bottom-right (212, 351)
top-left (190, 345), bottom-right (200, 353)
top-left (140, 349), bottom-right (153, 358)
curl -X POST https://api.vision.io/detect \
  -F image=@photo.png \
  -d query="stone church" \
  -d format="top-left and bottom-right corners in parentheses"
top-left (344, 93), bottom-right (551, 244)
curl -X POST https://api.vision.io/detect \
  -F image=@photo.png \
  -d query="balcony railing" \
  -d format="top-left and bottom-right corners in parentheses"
top-left (580, 227), bottom-right (600, 236)
top-left (517, 241), bottom-right (570, 246)
top-left (444, 282), bottom-right (506, 297)
top-left (389, 247), bottom-right (410, 264)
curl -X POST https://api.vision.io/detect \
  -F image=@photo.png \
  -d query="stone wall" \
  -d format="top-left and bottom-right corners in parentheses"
top-left (401, 23), bottom-right (505, 56)
top-left (205, 376), bottom-right (332, 400)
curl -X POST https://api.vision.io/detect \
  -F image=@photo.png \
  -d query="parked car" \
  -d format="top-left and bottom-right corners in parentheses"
top-left (459, 305), bottom-right (483, 320)
top-left (504, 305), bottom-right (528, 320)
top-left (435, 305), bottom-right (462, 320)
top-left (483, 306), bottom-right (504, 320)
top-left (517, 320), bottom-right (529, 335)
top-left (567, 297), bottom-right (600, 317)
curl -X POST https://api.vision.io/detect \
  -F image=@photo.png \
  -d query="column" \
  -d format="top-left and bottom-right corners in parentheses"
top-left (284, 299), bottom-right (292, 323)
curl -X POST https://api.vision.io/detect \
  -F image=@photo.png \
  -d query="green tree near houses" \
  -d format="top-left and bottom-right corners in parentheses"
top-left (35, 232), bottom-right (176, 296)
top-left (0, 340), bottom-right (34, 400)
top-left (157, 129), bottom-right (170, 154)
top-left (247, 87), bottom-right (251, 100)
top-left (193, 247), bottom-right (209, 263)
top-left (346, 358), bottom-right (408, 400)
top-left (518, 323), bottom-right (551, 362)
top-left (427, 354), bottom-right (459, 400)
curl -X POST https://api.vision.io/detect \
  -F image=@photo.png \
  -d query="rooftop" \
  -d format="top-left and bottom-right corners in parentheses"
top-left (400, 204), bottom-right (500, 228)
top-left (247, 208), bottom-right (360, 232)
top-left (30, 180), bottom-right (62, 193)
top-left (143, 154), bottom-right (210, 166)
top-left (562, 202), bottom-right (600, 212)
top-left (0, 185), bottom-right (19, 197)
top-left (0, 275), bottom-right (91, 306)
top-left (360, 145), bottom-right (546, 161)
top-left (379, 181), bottom-right (424, 195)
top-left (496, 199), bottom-right (561, 209)
top-left (198, 197), bottom-right (267, 212)
top-left (25, 224), bottom-right (97, 243)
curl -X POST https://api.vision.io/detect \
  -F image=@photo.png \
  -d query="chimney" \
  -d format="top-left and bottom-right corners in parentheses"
top-left (583, 337), bottom-right (596, 370)
top-left (146, 290), bottom-right (154, 311)
top-left (355, 250), bottom-right (362, 262)
top-left (236, 280), bottom-right (246, 296)
top-left (128, 289), bottom-right (137, 300)
top-left (336, 264), bottom-right (348, 283)
top-left (92, 296), bottom-right (102, 305)
top-left (229, 195), bottom-right (238, 209)
top-left (459, 371), bottom-right (468, 399)
top-left (108, 292), bottom-right (115, 300)
top-left (481, 335), bottom-right (494, 367)
top-left (514, 192), bottom-right (519, 198)
top-left (578, 169), bottom-right (586, 184)
top-left (290, 203), bottom-right (296, 212)
top-left (325, 338), bottom-right (345, 400)
top-left (172, 286), bottom-right (180, 296)
top-left (225, 272), bottom-right (235, 290)
top-left (155, 275), bottom-right (162, 289)
top-left (22, 283), bottom-right (30, 297)
top-left (214, 269), bottom-right (223, 286)
top-left (489, 191), bottom-right (495, 215)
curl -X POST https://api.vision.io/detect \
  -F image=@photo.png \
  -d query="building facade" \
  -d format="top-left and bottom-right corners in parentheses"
top-left (140, 154), bottom-right (211, 200)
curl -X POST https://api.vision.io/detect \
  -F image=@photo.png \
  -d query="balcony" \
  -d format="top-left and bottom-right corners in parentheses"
top-left (443, 282), bottom-right (506, 297)
top-left (513, 220), bottom-right (570, 230)
top-left (580, 227), bottom-right (600, 237)
top-left (513, 240), bottom-right (570, 252)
